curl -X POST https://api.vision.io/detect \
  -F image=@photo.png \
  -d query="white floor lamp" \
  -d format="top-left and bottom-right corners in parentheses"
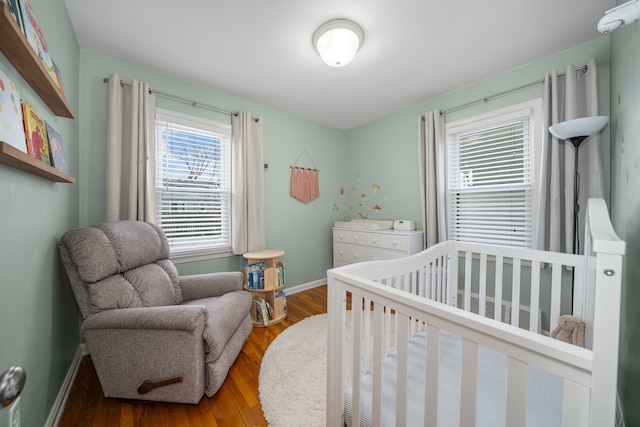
top-left (548, 115), bottom-right (609, 255)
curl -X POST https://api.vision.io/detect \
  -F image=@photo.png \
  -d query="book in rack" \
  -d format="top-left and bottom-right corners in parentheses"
top-left (21, 102), bottom-right (50, 164)
top-left (19, 0), bottom-right (58, 88)
top-left (0, 67), bottom-right (27, 153)
top-left (45, 121), bottom-right (67, 173)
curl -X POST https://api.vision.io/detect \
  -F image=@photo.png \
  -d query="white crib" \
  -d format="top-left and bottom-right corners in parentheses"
top-left (327, 198), bottom-right (625, 427)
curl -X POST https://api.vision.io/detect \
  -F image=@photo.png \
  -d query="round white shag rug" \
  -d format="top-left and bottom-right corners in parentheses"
top-left (259, 314), bottom-right (329, 426)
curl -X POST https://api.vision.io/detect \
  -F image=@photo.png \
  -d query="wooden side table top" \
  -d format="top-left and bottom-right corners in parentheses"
top-left (242, 249), bottom-right (285, 260)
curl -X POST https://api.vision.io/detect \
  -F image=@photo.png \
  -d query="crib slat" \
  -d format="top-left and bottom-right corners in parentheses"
top-left (551, 263), bottom-right (562, 324)
top-left (505, 357), bottom-right (528, 426)
top-left (529, 261), bottom-right (541, 332)
top-left (494, 255), bottom-right (504, 322)
top-left (410, 269), bottom-right (418, 295)
top-left (572, 262), bottom-right (585, 318)
top-left (371, 306), bottom-right (384, 427)
top-left (448, 250), bottom-right (459, 307)
top-left (351, 304), bottom-right (363, 427)
top-left (395, 314), bottom-right (409, 427)
top-left (464, 251), bottom-right (472, 311)
top-left (435, 258), bottom-right (442, 302)
top-left (562, 379), bottom-right (590, 427)
top-left (430, 261), bottom-right (437, 300)
top-left (511, 258), bottom-right (521, 327)
top-left (363, 297), bottom-right (371, 370)
top-left (425, 324), bottom-right (440, 427)
top-left (479, 253), bottom-right (487, 316)
top-left (438, 255), bottom-right (451, 304)
top-left (459, 338), bottom-right (479, 427)
top-left (326, 282), bottom-right (346, 427)
top-left (385, 309), bottom-right (392, 355)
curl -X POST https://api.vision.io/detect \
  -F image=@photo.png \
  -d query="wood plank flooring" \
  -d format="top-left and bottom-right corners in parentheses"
top-left (58, 285), bottom-right (328, 427)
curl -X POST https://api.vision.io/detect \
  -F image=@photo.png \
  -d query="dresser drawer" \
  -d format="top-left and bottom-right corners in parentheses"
top-left (333, 229), bottom-right (366, 245)
top-left (333, 242), bottom-right (365, 264)
top-left (365, 233), bottom-right (409, 251)
top-left (366, 247), bottom-right (407, 262)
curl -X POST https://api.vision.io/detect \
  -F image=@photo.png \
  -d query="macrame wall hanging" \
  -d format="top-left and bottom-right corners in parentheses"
top-left (290, 150), bottom-right (319, 203)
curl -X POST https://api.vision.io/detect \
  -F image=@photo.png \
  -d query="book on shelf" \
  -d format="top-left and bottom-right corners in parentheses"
top-left (275, 291), bottom-right (287, 315)
top-left (6, 0), bottom-right (25, 33)
top-left (19, 0), bottom-right (58, 87)
top-left (45, 121), bottom-right (67, 173)
top-left (52, 60), bottom-right (65, 96)
top-left (276, 261), bottom-right (285, 286)
top-left (0, 68), bottom-right (27, 153)
top-left (265, 301), bottom-right (274, 320)
top-left (246, 262), bottom-right (266, 290)
top-left (252, 295), bottom-right (269, 326)
top-left (21, 102), bottom-right (50, 164)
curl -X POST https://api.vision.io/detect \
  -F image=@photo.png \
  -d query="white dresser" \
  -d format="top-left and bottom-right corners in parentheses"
top-left (332, 227), bottom-right (424, 267)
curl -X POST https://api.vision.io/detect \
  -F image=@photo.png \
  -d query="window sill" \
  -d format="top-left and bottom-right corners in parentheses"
top-left (170, 248), bottom-right (235, 264)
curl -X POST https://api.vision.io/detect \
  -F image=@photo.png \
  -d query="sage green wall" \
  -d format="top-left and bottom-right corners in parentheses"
top-left (610, 15), bottom-right (640, 426)
top-left (78, 50), bottom-right (347, 286)
top-left (0, 1), bottom-right (80, 426)
top-left (345, 37), bottom-right (611, 227)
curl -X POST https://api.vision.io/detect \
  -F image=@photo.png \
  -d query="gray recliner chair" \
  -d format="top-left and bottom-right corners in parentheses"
top-left (58, 220), bottom-right (253, 404)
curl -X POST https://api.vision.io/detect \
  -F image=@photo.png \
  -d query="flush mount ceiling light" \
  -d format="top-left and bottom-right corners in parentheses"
top-left (312, 19), bottom-right (364, 68)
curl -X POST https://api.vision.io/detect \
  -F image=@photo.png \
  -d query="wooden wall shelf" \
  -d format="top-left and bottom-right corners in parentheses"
top-left (0, 142), bottom-right (75, 183)
top-left (0, 0), bottom-right (75, 119)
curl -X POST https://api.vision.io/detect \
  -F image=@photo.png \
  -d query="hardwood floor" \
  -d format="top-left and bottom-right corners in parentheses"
top-left (58, 285), bottom-right (328, 427)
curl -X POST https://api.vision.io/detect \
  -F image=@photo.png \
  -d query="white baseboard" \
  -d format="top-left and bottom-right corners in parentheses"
top-left (45, 344), bottom-right (87, 427)
top-left (285, 278), bottom-right (326, 295)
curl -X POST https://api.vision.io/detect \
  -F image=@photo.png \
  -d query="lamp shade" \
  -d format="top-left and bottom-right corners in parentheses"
top-left (548, 116), bottom-right (609, 140)
top-left (313, 19), bottom-right (364, 68)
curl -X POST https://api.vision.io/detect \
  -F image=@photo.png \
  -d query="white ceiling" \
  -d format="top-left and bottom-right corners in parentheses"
top-left (63, 0), bottom-right (614, 130)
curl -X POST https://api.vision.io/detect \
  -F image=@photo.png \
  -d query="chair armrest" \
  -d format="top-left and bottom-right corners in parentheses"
top-left (82, 305), bottom-right (207, 332)
top-left (179, 271), bottom-right (245, 301)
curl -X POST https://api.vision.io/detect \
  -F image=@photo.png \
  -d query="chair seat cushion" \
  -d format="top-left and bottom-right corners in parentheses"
top-left (181, 290), bottom-right (252, 361)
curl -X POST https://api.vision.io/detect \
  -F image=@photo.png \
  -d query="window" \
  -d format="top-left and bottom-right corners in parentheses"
top-left (446, 100), bottom-right (541, 248)
top-left (155, 109), bottom-right (232, 258)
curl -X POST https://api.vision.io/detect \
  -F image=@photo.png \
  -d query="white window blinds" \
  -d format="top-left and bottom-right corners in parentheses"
top-left (447, 107), bottom-right (535, 248)
top-left (155, 109), bottom-right (232, 255)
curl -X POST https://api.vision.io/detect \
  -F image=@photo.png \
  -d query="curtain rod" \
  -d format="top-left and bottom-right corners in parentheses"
top-left (438, 64), bottom-right (588, 116)
top-left (103, 78), bottom-right (234, 116)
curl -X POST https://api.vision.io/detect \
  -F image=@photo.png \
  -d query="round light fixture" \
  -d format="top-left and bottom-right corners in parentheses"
top-left (312, 19), bottom-right (364, 68)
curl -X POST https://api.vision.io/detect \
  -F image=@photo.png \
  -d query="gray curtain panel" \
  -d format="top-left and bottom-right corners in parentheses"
top-left (419, 110), bottom-right (447, 248)
top-left (536, 58), bottom-right (604, 253)
top-left (105, 73), bottom-right (157, 222)
top-left (231, 111), bottom-right (265, 255)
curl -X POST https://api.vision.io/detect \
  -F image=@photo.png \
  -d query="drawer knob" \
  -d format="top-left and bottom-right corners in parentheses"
top-left (354, 253), bottom-right (359, 259)
top-left (339, 250), bottom-right (344, 255)
top-left (372, 238), bottom-right (377, 243)
top-left (353, 236), bottom-right (358, 241)
top-left (393, 240), bottom-right (398, 246)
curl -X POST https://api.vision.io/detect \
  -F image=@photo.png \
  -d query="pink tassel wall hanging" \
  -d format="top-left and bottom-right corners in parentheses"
top-left (290, 150), bottom-right (319, 203)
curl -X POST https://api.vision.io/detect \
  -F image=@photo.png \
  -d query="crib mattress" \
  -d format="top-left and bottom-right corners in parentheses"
top-left (344, 329), bottom-right (563, 427)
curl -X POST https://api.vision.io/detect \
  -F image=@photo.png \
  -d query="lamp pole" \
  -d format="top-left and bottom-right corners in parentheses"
top-left (567, 135), bottom-right (588, 255)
